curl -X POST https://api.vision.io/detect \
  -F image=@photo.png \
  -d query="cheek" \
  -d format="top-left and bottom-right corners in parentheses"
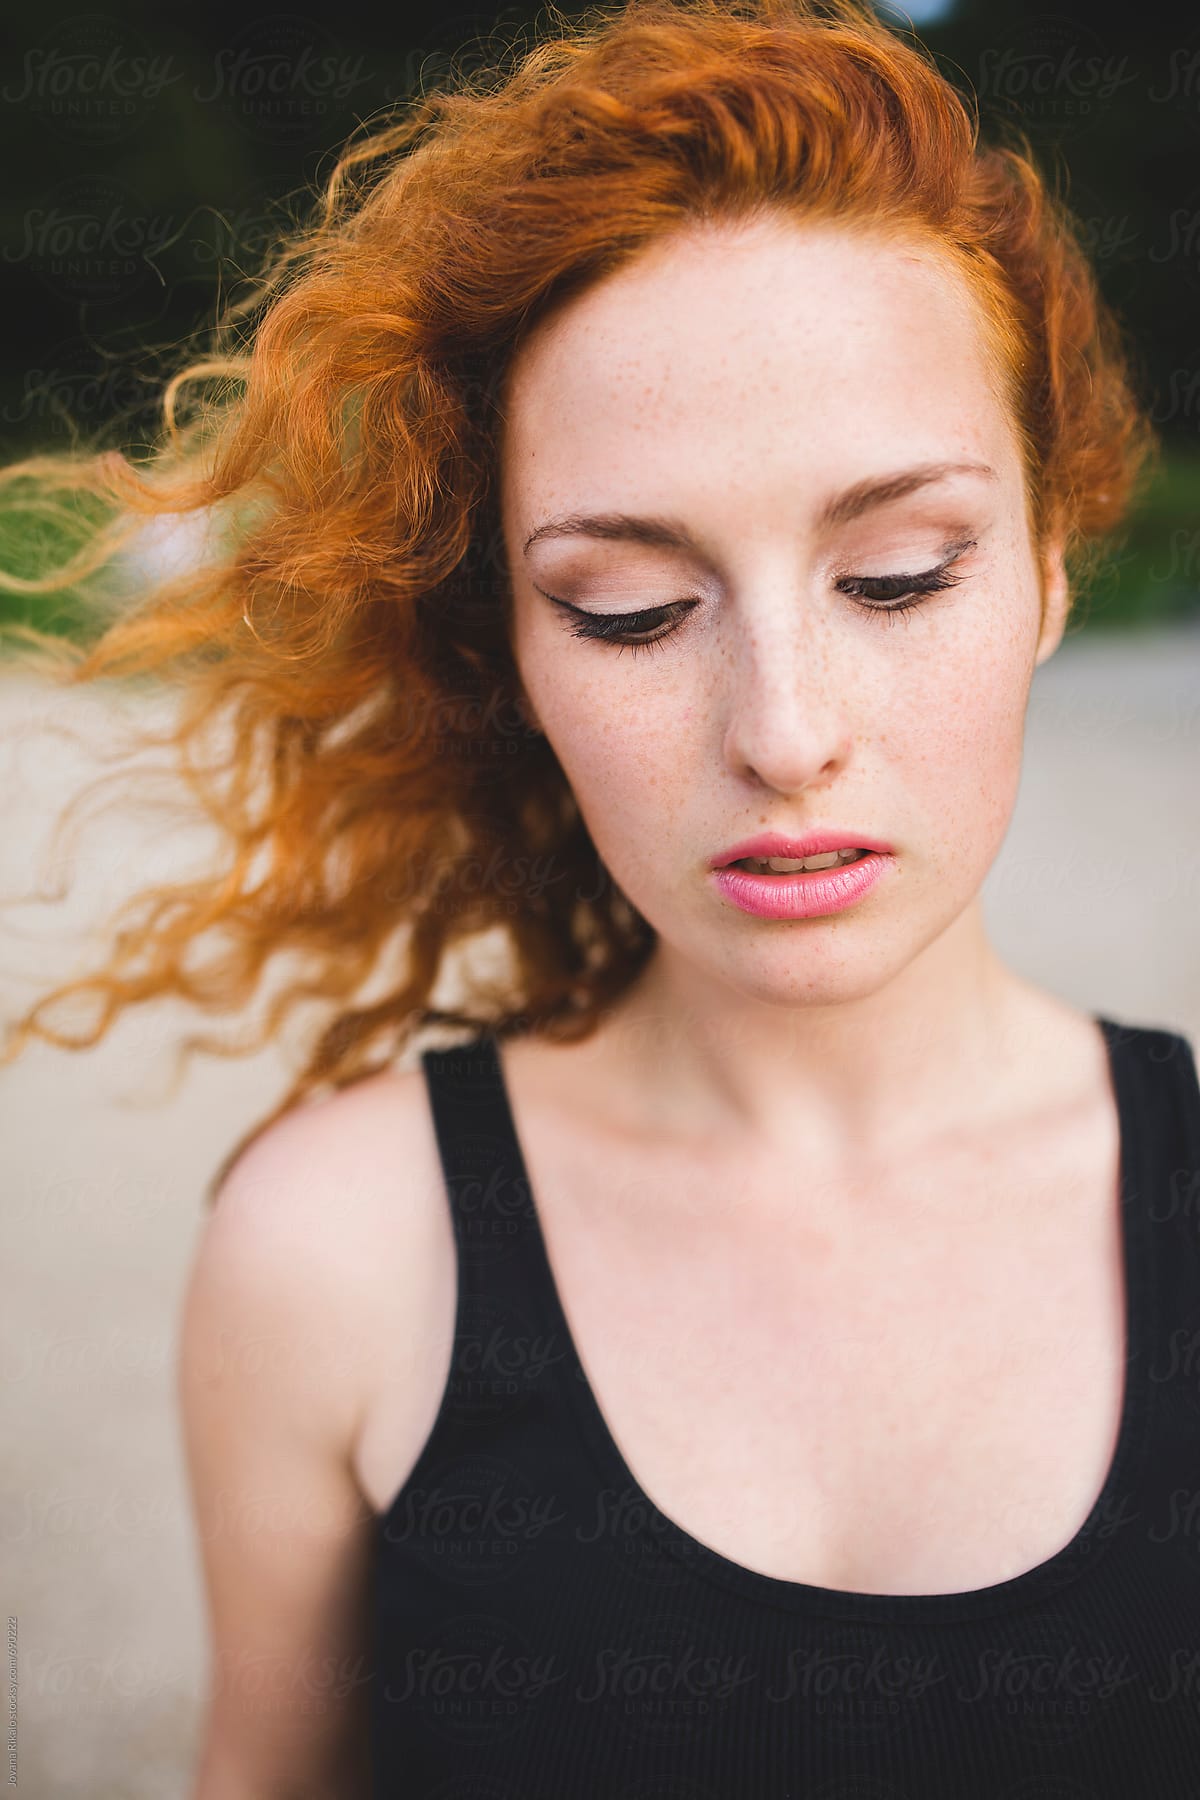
top-left (542, 677), bottom-right (665, 809)
top-left (890, 618), bottom-right (1033, 856)
top-left (520, 636), bottom-right (682, 846)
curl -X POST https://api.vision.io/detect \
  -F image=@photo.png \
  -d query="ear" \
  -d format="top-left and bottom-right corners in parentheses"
top-left (1033, 539), bottom-right (1071, 668)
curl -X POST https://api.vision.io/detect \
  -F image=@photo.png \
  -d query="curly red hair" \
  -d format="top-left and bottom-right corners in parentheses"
top-left (0, 0), bottom-right (1158, 1202)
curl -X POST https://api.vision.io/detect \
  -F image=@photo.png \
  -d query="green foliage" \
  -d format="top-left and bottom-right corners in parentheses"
top-left (1071, 448), bottom-right (1200, 631)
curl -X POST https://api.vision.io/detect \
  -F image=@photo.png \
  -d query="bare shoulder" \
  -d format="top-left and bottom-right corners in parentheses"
top-left (205, 1059), bottom-right (447, 1269)
top-left (186, 1060), bottom-right (454, 1501)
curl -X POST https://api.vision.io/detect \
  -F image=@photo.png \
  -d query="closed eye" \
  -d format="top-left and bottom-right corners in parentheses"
top-left (834, 552), bottom-right (971, 613)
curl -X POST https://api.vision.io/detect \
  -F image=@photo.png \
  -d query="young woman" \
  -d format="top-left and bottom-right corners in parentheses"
top-left (4, 1), bottom-right (1198, 1796)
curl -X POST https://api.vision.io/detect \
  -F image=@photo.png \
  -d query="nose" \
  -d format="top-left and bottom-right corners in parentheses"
top-left (719, 616), bottom-right (855, 796)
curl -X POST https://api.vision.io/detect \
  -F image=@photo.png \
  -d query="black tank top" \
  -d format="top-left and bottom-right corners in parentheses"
top-left (367, 1014), bottom-right (1200, 1798)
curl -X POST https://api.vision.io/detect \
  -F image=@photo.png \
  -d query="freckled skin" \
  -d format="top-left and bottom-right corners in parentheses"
top-left (497, 214), bottom-right (1072, 1144)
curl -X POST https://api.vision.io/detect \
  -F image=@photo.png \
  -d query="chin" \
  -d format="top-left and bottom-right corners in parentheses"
top-left (693, 932), bottom-right (914, 1013)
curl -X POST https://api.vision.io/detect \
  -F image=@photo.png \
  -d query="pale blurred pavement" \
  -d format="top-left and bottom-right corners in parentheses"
top-left (1, 620), bottom-right (1199, 1796)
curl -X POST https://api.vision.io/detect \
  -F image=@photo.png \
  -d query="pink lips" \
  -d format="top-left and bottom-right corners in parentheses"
top-left (709, 829), bottom-right (895, 920)
top-left (710, 829), bottom-right (894, 868)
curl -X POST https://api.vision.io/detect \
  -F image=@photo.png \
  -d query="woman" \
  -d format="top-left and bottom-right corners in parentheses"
top-left (4, 0), bottom-right (1198, 1795)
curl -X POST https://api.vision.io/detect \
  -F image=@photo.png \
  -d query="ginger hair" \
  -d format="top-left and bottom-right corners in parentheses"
top-left (0, 0), bottom-right (1158, 1203)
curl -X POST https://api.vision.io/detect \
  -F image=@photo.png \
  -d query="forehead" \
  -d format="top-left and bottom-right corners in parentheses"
top-left (500, 216), bottom-right (1014, 508)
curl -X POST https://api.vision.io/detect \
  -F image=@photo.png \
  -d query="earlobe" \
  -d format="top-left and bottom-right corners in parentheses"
top-left (1034, 542), bottom-right (1071, 667)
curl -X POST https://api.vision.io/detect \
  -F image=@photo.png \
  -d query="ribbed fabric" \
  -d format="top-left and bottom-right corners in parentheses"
top-left (368, 1015), bottom-right (1200, 1798)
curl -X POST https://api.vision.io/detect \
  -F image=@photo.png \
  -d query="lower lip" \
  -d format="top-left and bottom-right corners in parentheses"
top-left (710, 852), bottom-right (892, 919)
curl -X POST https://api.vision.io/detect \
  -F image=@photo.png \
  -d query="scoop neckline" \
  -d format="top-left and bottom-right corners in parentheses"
top-left (490, 1011), bottom-right (1155, 1624)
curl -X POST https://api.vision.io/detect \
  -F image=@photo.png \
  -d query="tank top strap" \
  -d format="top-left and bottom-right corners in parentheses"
top-left (419, 1030), bottom-right (537, 1270)
top-left (417, 1030), bottom-right (586, 1440)
top-left (1098, 1015), bottom-right (1200, 1489)
top-left (1102, 1015), bottom-right (1200, 1261)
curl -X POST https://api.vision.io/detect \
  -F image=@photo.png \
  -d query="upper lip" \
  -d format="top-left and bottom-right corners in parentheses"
top-left (710, 830), bottom-right (894, 869)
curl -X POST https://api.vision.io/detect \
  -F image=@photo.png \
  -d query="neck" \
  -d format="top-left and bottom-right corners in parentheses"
top-left (588, 900), bottom-right (1040, 1166)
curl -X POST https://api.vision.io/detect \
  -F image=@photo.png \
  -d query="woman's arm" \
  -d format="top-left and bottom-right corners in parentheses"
top-left (176, 1101), bottom-right (392, 1800)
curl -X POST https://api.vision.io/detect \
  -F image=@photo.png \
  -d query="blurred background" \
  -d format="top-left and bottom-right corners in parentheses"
top-left (2, 0), bottom-right (1199, 1794)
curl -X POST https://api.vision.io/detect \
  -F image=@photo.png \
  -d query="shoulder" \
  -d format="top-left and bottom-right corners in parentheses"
top-left (210, 1058), bottom-right (444, 1235)
top-left (184, 1059), bottom-right (450, 1452)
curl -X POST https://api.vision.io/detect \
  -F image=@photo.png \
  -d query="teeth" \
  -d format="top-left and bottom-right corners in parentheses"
top-left (737, 849), bottom-right (867, 873)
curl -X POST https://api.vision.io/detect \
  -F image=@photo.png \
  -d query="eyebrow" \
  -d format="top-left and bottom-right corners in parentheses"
top-left (521, 460), bottom-right (998, 557)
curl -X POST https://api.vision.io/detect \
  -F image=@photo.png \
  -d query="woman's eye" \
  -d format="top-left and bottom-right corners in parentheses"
top-left (835, 560), bottom-right (967, 619)
top-left (835, 538), bottom-right (977, 621)
top-left (540, 594), bottom-right (697, 657)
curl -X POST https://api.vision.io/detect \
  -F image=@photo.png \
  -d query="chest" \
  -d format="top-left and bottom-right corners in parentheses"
top-left (503, 1102), bottom-right (1126, 1597)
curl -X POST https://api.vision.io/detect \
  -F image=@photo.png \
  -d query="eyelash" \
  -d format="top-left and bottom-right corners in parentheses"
top-left (542, 546), bottom-right (973, 658)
